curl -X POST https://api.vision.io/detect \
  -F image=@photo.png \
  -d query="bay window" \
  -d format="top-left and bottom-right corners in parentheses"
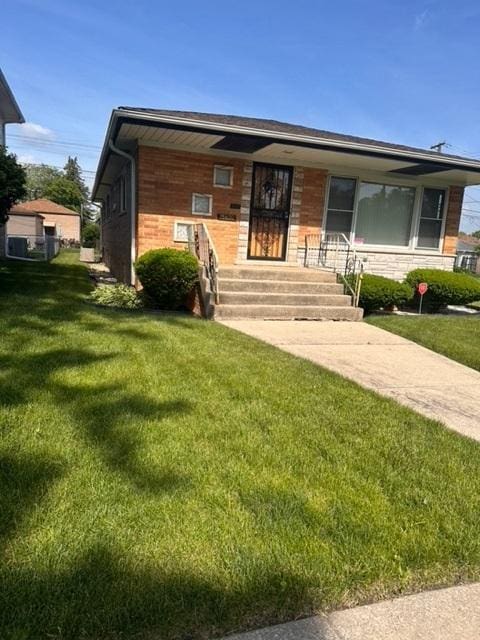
top-left (324, 176), bottom-right (447, 250)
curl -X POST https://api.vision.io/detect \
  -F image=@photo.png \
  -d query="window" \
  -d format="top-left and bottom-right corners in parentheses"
top-left (325, 177), bottom-right (356, 237)
top-left (119, 175), bottom-right (127, 213)
top-left (417, 188), bottom-right (446, 249)
top-left (192, 193), bottom-right (212, 215)
top-left (214, 165), bottom-right (233, 187)
top-left (104, 194), bottom-right (111, 220)
top-left (355, 182), bottom-right (415, 246)
top-left (174, 221), bottom-right (194, 242)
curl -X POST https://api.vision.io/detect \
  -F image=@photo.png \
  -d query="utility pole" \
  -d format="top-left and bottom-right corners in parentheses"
top-left (430, 141), bottom-right (447, 153)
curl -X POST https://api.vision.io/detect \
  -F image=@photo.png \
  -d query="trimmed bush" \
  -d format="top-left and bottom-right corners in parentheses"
top-left (134, 248), bottom-right (198, 309)
top-left (405, 268), bottom-right (480, 312)
top-left (89, 284), bottom-right (143, 310)
top-left (349, 273), bottom-right (413, 314)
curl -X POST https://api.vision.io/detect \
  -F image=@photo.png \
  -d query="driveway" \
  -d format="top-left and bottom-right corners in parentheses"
top-left (220, 320), bottom-right (480, 442)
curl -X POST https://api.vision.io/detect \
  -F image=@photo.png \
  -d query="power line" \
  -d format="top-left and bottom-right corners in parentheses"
top-left (8, 133), bottom-right (102, 151)
top-left (21, 162), bottom-right (96, 175)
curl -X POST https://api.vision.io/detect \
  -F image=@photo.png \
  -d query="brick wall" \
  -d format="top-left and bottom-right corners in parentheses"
top-left (7, 214), bottom-right (43, 236)
top-left (298, 167), bottom-right (328, 244)
top-left (137, 146), bottom-right (245, 264)
top-left (443, 186), bottom-right (464, 255)
top-left (102, 159), bottom-right (133, 283)
top-left (39, 213), bottom-right (80, 241)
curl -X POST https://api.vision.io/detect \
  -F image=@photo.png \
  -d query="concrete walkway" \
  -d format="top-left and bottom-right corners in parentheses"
top-left (224, 583), bottom-right (480, 640)
top-left (220, 320), bottom-right (480, 442)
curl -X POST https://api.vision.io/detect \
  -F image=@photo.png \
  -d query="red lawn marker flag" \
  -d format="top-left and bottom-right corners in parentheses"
top-left (417, 282), bottom-right (428, 314)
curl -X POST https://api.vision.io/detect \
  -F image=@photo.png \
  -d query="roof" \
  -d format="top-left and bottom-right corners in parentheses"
top-left (93, 107), bottom-right (480, 198)
top-left (9, 204), bottom-right (44, 218)
top-left (18, 199), bottom-right (79, 216)
top-left (119, 107), bottom-right (474, 164)
top-left (0, 68), bottom-right (24, 124)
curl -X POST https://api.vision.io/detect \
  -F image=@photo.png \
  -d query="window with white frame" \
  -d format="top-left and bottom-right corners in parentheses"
top-left (324, 176), bottom-right (444, 250)
top-left (416, 188), bottom-right (446, 249)
top-left (213, 165), bottom-right (233, 188)
top-left (192, 193), bottom-right (212, 215)
top-left (174, 221), bottom-right (194, 243)
top-left (325, 176), bottom-right (356, 237)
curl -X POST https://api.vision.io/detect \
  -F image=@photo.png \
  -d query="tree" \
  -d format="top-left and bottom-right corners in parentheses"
top-left (0, 147), bottom-right (26, 224)
top-left (64, 156), bottom-right (89, 201)
top-left (471, 230), bottom-right (480, 239)
top-left (44, 176), bottom-right (83, 211)
top-left (81, 222), bottom-right (100, 248)
top-left (24, 163), bottom-right (62, 200)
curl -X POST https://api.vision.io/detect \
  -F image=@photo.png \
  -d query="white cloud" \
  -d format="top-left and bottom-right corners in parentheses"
top-left (17, 153), bottom-right (38, 164)
top-left (414, 9), bottom-right (429, 31)
top-left (17, 122), bottom-right (55, 140)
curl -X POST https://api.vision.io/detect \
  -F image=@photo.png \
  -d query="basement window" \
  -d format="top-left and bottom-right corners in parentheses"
top-left (192, 193), bottom-right (212, 216)
top-left (174, 222), bottom-right (194, 243)
top-left (214, 165), bottom-right (233, 188)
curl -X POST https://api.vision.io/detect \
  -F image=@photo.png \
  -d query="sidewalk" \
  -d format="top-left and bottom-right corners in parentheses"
top-left (219, 320), bottom-right (480, 442)
top-left (224, 583), bottom-right (480, 640)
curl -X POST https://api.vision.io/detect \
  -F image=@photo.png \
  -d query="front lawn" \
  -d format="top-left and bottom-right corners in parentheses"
top-left (1, 252), bottom-right (480, 640)
top-left (367, 315), bottom-right (480, 371)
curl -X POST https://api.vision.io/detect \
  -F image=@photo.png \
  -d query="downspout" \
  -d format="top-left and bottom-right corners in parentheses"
top-left (108, 139), bottom-right (136, 285)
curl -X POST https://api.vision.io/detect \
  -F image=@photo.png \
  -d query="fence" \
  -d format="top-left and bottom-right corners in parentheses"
top-left (6, 235), bottom-right (60, 261)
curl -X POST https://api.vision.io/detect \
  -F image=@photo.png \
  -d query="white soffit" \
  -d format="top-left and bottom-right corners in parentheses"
top-left (118, 123), bottom-right (223, 149)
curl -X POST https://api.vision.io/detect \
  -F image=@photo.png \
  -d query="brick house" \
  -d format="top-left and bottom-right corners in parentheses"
top-left (11, 199), bottom-right (81, 242)
top-left (92, 108), bottom-right (480, 319)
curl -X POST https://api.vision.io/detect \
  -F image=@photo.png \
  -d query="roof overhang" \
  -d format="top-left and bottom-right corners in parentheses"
top-left (0, 69), bottom-right (24, 124)
top-left (93, 109), bottom-right (480, 199)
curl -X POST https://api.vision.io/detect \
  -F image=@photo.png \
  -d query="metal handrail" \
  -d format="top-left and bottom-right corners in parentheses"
top-left (189, 223), bottom-right (220, 304)
top-left (304, 231), bottom-right (365, 307)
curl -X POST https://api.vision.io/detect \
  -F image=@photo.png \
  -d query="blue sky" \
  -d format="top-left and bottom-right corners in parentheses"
top-left (2, 0), bottom-right (480, 230)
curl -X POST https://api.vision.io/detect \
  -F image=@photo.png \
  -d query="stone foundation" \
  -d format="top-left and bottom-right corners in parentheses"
top-left (298, 246), bottom-right (456, 281)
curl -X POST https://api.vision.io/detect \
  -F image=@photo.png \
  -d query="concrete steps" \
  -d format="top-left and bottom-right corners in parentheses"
top-left (215, 304), bottom-right (362, 320)
top-left (214, 265), bottom-right (363, 321)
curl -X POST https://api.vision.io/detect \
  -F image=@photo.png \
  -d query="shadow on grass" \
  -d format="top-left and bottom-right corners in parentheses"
top-left (0, 452), bottom-right (65, 545)
top-left (0, 346), bottom-right (193, 493)
top-left (56, 382), bottom-right (193, 493)
top-left (0, 543), bottom-right (327, 640)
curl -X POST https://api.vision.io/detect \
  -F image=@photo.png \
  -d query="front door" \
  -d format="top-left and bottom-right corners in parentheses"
top-left (248, 163), bottom-right (293, 260)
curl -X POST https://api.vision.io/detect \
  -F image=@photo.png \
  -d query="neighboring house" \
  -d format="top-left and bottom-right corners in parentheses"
top-left (0, 67), bottom-right (25, 257)
top-left (455, 234), bottom-right (479, 273)
top-left (92, 108), bottom-right (480, 319)
top-left (13, 199), bottom-right (81, 242)
top-left (7, 205), bottom-right (44, 236)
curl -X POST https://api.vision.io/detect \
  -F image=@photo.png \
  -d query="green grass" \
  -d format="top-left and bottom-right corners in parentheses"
top-left (366, 315), bottom-right (480, 371)
top-left (1, 251), bottom-right (480, 640)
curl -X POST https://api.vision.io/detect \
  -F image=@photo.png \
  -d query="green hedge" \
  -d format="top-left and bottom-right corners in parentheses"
top-left (134, 248), bottom-right (198, 310)
top-left (348, 273), bottom-right (413, 314)
top-left (405, 268), bottom-right (480, 312)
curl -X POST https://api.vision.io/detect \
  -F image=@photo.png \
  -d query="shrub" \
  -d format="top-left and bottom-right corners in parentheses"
top-left (89, 284), bottom-right (143, 310)
top-left (348, 273), bottom-right (413, 314)
top-left (82, 223), bottom-right (100, 248)
top-left (134, 248), bottom-right (198, 309)
top-left (405, 268), bottom-right (480, 312)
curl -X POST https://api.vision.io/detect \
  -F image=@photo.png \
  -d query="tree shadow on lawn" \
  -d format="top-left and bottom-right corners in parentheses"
top-left (56, 381), bottom-right (193, 493)
top-left (0, 347), bottom-right (193, 494)
top-left (0, 452), bottom-right (65, 546)
top-left (0, 543), bottom-right (328, 640)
